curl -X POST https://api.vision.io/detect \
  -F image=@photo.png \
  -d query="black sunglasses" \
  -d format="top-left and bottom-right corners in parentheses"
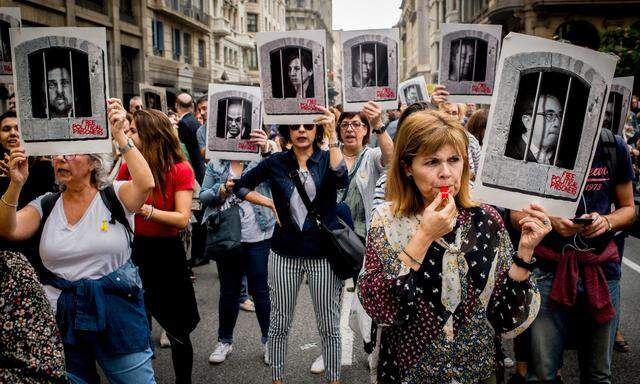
top-left (287, 124), bottom-right (316, 131)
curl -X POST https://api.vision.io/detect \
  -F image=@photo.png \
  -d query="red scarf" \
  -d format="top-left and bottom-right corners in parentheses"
top-left (535, 241), bottom-right (618, 324)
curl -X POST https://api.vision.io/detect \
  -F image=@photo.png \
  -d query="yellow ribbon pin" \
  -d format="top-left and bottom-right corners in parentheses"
top-left (100, 219), bottom-right (108, 232)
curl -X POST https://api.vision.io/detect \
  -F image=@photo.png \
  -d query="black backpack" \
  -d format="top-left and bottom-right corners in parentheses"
top-left (29, 184), bottom-right (134, 281)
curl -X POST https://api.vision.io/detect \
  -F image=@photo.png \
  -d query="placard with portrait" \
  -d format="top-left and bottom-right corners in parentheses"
top-left (398, 76), bottom-right (429, 105)
top-left (139, 84), bottom-right (167, 113)
top-left (0, 7), bottom-right (20, 82)
top-left (473, 33), bottom-right (618, 218)
top-left (11, 27), bottom-right (111, 156)
top-left (340, 28), bottom-right (399, 112)
top-left (439, 23), bottom-right (501, 104)
top-left (206, 84), bottom-right (262, 161)
top-left (603, 76), bottom-right (634, 136)
top-left (256, 30), bottom-right (327, 124)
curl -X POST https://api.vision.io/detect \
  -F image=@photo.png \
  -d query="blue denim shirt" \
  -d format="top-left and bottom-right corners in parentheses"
top-left (234, 147), bottom-right (349, 258)
top-left (200, 159), bottom-right (275, 232)
top-left (44, 260), bottom-right (150, 354)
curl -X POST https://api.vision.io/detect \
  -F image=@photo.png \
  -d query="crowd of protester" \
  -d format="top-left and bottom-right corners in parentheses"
top-left (0, 83), bottom-right (638, 384)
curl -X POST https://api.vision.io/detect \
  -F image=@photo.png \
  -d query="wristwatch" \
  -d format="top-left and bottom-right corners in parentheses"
top-left (119, 138), bottom-right (135, 155)
top-left (329, 141), bottom-right (341, 149)
top-left (372, 124), bottom-right (386, 134)
top-left (513, 254), bottom-right (536, 272)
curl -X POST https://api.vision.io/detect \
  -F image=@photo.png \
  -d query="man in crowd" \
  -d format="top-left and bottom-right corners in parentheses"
top-left (176, 92), bottom-right (208, 268)
top-left (129, 96), bottom-right (142, 114)
top-left (510, 128), bottom-right (635, 383)
top-left (196, 95), bottom-right (208, 159)
top-left (8, 93), bottom-right (15, 112)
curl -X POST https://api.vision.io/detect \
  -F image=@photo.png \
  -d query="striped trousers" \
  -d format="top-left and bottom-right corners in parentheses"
top-left (268, 252), bottom-right (344, 381)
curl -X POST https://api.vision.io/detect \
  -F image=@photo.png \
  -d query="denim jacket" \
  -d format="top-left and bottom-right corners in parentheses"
top-left (234, 146), bottom-right (349, 258)
top-left (44, 259), bottom-right (150, 354)
top-left (200, 159), bottom-right (275, 232)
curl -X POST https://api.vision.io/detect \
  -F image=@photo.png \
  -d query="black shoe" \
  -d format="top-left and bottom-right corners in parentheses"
top-left (363, 340), bottom-right (375, 354)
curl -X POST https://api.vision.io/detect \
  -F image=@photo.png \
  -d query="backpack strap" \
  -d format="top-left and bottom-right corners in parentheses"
top-left (99, 184), bottom-right (134, 246)
top-left (30, 192), bottom-right (62, 282)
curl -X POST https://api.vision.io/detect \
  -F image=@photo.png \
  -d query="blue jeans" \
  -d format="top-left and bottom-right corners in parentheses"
top-left (527, 270), bottom-right (620, 384)
top-left (216, 239), bottom-right (271, 344)
top-left (66, 345), bottom-right (155, 384)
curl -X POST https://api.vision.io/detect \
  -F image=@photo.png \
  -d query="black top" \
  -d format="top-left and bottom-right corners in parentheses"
top-left (178, 112), bottom-right (206, 184)
top-left (235, 147), bottom-right (349, 258)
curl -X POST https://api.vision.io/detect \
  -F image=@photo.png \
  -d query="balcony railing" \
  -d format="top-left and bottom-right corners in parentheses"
top-left (162, 0), bottom-right (211, 25)
top-left (212, 17), bottom-right (232, 35)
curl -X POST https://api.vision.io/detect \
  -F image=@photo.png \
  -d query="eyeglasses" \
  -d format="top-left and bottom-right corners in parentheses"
top-left (287, 124), bottom-right (316, 131)
top-left (54, 154), bottom-right (78, 161)
top-left (536, 111), bottom-right (562, 123)
top-left (339, 121), bottom-right (366, 129)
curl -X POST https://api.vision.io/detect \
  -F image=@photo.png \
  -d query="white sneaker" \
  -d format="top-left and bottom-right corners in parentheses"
top-left (208, 342), bottom-right (233, 364)
top-left (239, 299), bottom-right (256, 312)
top-left (310, 355), bottom-right (325, 374)
top-left (263, 343), bottom-right (270, 365)
top-left (503, 356), bottom-right (515, 368)
top-left (160, 330), bottom-right (171, 348)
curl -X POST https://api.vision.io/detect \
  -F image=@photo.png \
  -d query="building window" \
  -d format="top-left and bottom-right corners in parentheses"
top-left (152, 19), bottom-right (165, 56)
top-left (183, 33), bottom-right (192, 64)
top-left (172, 28), bottom-right (181, 61)
top-left (215, 42), bottom-right (220, 62)
top-left (247, 13), bottom-right (258, 32)
top-left (76, 0), bottom-right (106, 14)
top-left (296, 0), bottom-right (305, 7)
top-left (119, 0), bottom-right (135, 23)
top-left (198, 39), bottom-right (206, 67)
top-left (448, 37), bottom-right (487, 82)
top-left (249, 47), bottom-right (258, 70)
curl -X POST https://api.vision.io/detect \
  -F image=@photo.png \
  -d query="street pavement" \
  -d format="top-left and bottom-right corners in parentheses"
top-left (149, 237), bottom-right (640, 383)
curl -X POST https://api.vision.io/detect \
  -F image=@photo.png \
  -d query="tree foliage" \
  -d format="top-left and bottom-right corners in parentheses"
top-left (600, 26), bottom-right (640, 78)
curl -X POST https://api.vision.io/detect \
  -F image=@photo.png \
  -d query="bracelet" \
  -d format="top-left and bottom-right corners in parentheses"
top-left (401, 248), bottom-right (421, 265)
top-left (0, 195), bottom-right (18, 208)
top-left (603, 215), bottom-right (613, 232)
top-left (144, 205), bottom-right (154, 220)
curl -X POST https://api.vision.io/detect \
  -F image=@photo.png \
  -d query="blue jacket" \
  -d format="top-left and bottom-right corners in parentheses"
top-left (45, 260), bottom-right (150, 353)
top-left (200, 159), bottom-right (275, 232)
top-left (234, 147), bottom-right (349, 258)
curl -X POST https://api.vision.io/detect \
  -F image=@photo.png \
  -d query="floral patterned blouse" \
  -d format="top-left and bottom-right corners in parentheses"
top-left (0, 251), bottom-right (70, 383)
top-left (358, 203), bottom-right (540, 384)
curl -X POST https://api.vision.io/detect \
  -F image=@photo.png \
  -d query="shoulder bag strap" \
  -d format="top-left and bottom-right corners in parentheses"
top-left (288, 170), bottom-right (320, 223)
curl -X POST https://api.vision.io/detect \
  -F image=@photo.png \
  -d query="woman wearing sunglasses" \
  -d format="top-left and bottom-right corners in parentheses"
top-left (233, 106), bottom-right (349, 384)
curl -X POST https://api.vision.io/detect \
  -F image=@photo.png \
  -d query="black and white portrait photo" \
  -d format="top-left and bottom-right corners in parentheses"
top-left (257, 30), bottom-right (327, 124)
top-left (29, 47), bottom-right (92, 119)
top-left (215, 98), bottom-right (252, 140)
top-left (439, 23), bottom-right (501, 104)
top-left (603, 76), bottom-right (634, 135)
top-left (473, 33), bottom-right (617, 218)
top-left (206, 84), bottom-right (262, 161)
top-left (11, 27), bottom-right (111, 156)
top-left (0, 8), bottom-right (20, 79)
top-left (270, 46), bottom-right (315, 99)
top-left (340, 29), bottom-right (399, 112)
top-left (139, 84), bottom-right (168, 113)
top-left (504, 71), bottom-right (588, 170)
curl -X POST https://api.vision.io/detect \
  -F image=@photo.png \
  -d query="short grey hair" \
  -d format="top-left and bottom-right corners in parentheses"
top-left (129, 96), bottom-right (142, 107)
top-left (89, 153), bottom-right (114, 190)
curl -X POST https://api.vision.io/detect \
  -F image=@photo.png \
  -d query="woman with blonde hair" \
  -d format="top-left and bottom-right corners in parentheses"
top-left (358, 110), bottom-right (551, 383)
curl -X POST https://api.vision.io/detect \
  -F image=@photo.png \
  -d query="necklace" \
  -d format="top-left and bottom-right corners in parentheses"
top-left (342, 148), bottom-right (363, 158)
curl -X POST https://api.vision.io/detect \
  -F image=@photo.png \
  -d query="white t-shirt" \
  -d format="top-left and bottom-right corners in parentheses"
top-left (29, 181), bottom-right (135, 311)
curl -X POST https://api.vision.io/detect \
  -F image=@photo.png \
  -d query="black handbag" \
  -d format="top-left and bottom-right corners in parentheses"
top-left (205, 204), bottom-right (242, 260)
top-left (289, 170), bottom-right (365, 280)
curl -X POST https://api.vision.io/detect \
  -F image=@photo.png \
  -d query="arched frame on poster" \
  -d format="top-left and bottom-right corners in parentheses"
top-left (205, 83), bottom-right (262, 161)
top-left (340, 28), bottom-right (399, 112)
top-left (606, 76), bottom-right (634, 136)
top-left (439, 23), bottom-right (501, 104)
top-left (473, 33), bottom-right (618, 218)
top-left (139, 83), bottom-right (168, 113)
top-left (0, 7), bottom-right (20, 82)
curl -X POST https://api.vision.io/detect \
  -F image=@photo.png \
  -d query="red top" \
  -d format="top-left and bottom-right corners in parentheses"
top-left (116, 161), bottom-right (194, 237)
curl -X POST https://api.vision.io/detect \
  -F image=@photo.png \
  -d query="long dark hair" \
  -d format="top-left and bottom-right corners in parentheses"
top-left (132, 109), bottom-right (187, 203)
